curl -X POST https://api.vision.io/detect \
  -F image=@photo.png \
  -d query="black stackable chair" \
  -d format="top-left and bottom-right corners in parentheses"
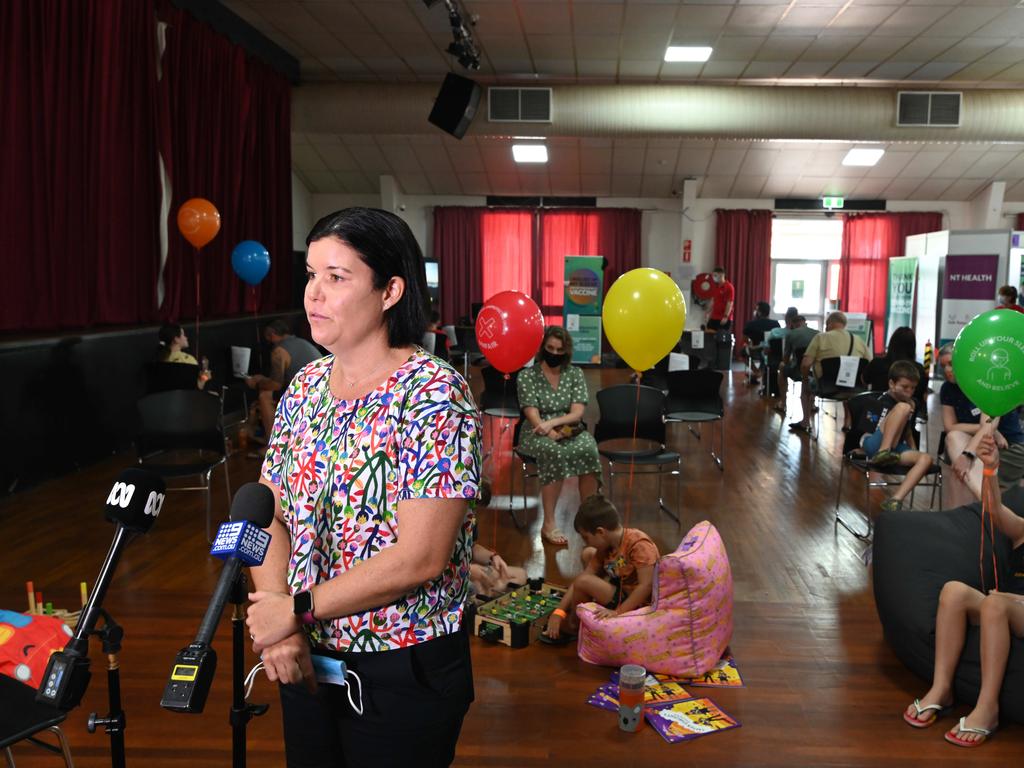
top-left (665, 369), bottom-right (725, 471)
top-left (595, 384), bottom-right (681, 522)
top-left (136, 389), bottom-right (231, 542)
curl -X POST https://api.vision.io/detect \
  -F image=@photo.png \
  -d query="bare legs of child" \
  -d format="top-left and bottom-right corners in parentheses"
top-left (904, 582), bottom-right (1024, 746)
top-left (871, 402), bottom-right (933, 512)
top-left (542, 547), bottom-right (617, 641)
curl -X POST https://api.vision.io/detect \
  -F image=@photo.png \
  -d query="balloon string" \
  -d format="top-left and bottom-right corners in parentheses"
top-left (980, 469), bottom-right (1000, 594)
top-left (623, 375), bottom-right (641, 530)
top-left (252, 285), bottom-right (264, 372)
top-left (194, 246), bottom-right (201, 361)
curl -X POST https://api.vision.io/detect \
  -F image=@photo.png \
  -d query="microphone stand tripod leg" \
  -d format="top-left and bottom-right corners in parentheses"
top-left (231, 573), bottom-right (268, 768)
top-left (86, 611), bottom-right (127, 768)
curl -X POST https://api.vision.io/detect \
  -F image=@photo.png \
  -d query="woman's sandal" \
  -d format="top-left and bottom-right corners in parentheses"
top-left (903, 699), bottom-right (951, 728)
top-left (945, 717), bottom-right (995, 747)
top-left (541, 528), bottom-right (568, 546)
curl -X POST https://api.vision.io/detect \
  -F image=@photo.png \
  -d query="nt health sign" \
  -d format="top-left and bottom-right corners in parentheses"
top-left (940, 254), bottom-right (999, 345)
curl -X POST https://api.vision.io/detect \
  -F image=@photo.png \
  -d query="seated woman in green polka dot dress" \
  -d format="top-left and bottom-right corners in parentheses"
top-left (516, 326), bottom-right (602, 546)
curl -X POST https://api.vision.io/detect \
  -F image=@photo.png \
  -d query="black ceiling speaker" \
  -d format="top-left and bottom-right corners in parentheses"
top-left (428, 73), bottom-right (481, 140)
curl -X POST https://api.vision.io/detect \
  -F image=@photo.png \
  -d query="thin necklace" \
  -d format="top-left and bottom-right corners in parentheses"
top-left (336, 351), bottom-right (395, 388)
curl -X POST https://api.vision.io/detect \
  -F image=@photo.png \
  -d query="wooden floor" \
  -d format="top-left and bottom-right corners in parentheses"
top-left (2, 366), bottom-right (1022, 766)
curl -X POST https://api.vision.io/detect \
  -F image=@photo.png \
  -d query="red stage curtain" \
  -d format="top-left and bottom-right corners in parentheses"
top-left (156, 1), bottom-right (292, 322)
top-left (840, 212), bottom-right (942, 354)
top-left (482, 210), bottom-right (535, 307)
top-left (0, 0), bottom-right (161, 332)
top-left (434, 207), bottom-right (642, 328)
top-left (714, 210), bottom-right (773, 339)
top-left (539, 209), bottom-right (641, 325)
top-left (434, 207), bottom-right (484, 324)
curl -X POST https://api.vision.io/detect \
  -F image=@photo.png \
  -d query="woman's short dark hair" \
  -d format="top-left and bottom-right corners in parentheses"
top-left (999, 284), bottom-right (1018, 303)
top-left (306, 207), bottom-right (429, 348)
top-left (573, 494), bottom-right (621, 533)
top-left (539, 326), bottom-right (573, 370)
top-left (157, 323), bottom-right (182, 362)
top-left (885, 326), bottom-right (917, 362)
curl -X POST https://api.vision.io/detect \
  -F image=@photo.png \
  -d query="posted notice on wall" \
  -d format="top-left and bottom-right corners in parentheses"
top-left (940, 254), bottom-right (999, 345)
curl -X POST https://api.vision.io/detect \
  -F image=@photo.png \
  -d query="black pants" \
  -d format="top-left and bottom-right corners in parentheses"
top-left (279, 630), bottom-right (473, 768)
top-left (706, 318), bottom-right (730, 331)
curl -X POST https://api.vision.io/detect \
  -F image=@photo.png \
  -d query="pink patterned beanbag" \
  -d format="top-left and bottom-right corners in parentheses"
top-left (576, 520), bottom-right (733, 677)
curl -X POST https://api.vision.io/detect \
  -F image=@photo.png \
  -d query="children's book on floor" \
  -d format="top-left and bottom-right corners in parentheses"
top-left (645, 698), bottom-right (741, 743)
top-left (682, 654), bottom-right (744, 688)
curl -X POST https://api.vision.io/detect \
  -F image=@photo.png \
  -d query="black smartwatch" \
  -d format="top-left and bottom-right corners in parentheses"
top-left (293, 590), bottom-right (316, 625)
top-left (962, 450), bottom-right (977, 463)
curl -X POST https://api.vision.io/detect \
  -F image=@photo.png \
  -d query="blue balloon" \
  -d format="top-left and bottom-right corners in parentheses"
top-left (231, 240), bottom-right (271, 285)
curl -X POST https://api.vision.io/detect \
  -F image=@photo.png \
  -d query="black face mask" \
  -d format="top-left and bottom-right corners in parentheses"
top-left (542, 351), bottom-right (565, 368)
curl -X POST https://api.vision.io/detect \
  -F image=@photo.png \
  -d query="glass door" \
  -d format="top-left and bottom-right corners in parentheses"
top-left (772, 261), bottom-right (826, 329)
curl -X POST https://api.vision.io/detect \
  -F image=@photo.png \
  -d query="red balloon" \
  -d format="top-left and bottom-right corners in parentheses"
top-left (177, 198), bottom-right (221, 249)
top-left (475, 291), bottom-right (544, 373)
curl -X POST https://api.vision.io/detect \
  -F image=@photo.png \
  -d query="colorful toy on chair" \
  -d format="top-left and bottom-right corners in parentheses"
top-left (576, 520), bottom-right (733, 678)
top-left (0, 609), bottom-right (73, 686)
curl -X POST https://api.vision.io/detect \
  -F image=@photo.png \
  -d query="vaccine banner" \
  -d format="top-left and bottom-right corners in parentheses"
top-left (939, 254), bottom-right (999, 346)
top-left (564, 256), bottom-right (604, 364)
top-left (886, 256), bottom-right (918, 341)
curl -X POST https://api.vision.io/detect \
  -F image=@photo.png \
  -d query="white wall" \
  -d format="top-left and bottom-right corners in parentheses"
top-left (291, 172), bottom-right (313, 251)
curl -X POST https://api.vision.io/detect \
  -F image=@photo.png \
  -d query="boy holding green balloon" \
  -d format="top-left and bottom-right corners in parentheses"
top-left (857, 360), bottom-right (935, 512)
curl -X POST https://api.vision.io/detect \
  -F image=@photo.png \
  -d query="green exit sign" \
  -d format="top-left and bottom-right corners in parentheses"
top-left (822, 196), bottom-right (845, 210)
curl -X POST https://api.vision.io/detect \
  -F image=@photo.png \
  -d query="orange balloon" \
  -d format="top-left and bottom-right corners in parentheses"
top-left (177, 198), bottom-right (221, 249)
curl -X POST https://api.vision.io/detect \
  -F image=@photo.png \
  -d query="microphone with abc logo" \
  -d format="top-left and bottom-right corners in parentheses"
top-left (36, 468), bottom-right (166, 711)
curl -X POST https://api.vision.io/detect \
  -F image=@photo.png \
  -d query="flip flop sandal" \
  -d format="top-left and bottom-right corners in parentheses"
top-left (903, 699), bottom-right (951, 728)
top-left (945, 717), bottom-right (995, 747)
top-left (541, 528), bottom-right (568, 546)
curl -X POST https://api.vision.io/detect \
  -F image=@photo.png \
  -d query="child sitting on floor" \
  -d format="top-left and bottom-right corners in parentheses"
top-left (541, 494), bottom-right (659, 644)
top-left (858, 360), bottom-right (934, 512)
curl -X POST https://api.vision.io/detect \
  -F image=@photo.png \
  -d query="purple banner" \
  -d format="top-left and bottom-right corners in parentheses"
top-left (944, 254), bottom-right (999, 300)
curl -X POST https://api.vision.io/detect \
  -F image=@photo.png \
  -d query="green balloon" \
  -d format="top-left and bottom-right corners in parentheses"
top-left (951, 310), bottom-right (1024, 417)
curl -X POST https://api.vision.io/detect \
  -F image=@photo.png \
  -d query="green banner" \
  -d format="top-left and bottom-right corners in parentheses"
top-left (564, 315), bottom-right (603, 364)
top-left (564, 256), bottom-right (604, 364)
top-left (886, 256), bottom-right (918, 341)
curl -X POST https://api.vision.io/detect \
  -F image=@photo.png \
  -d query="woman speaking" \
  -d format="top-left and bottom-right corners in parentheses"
top-left (246, 208), bottom-right (481, 767)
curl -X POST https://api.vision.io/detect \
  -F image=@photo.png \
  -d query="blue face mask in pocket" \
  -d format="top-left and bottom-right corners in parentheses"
top-left (311, 654), bottom-right (363, 715)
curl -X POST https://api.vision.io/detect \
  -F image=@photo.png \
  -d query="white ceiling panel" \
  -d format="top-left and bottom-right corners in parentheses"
top-left (610, 174), bottom-right (643, 197)
top-left (572, 4), bottom-right (624, 34)
top-left (221, 0), bottom-right (1024, 200)
top-left (878, 6), bottom-right (955, 35)
top-left (707, 147), bottom-right (749, 176)
top-left (623, 4), bottom-right (678, 34)
top-left (731, 175), bottom-right (768, 198)
top-left (901, 150), bottom-right (957, 177)
top-left (518, 2), bottom-right (571, 34)
top-left (698, 176), bottom-right (734, 198)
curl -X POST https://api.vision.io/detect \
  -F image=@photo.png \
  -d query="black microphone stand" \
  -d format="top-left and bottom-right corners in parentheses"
top-left (85, 609), bottom-right (126, 768)
top-left (230, 571), bottom-right (268, 768)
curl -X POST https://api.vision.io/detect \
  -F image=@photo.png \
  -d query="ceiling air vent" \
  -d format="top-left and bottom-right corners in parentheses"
top-left (897, 91), bottom-right (961, 127)
top-left (488, 87), bottom-right (552, 123)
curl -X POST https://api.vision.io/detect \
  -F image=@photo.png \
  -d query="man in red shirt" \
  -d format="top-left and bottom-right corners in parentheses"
top-left (996, 284), bottom-right (1024, 313)
top-left (707, 266), bottom-right (735, 331)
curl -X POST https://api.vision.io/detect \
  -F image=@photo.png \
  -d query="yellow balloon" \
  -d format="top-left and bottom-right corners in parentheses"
top-left (602, 268), bottom-right (686, 371)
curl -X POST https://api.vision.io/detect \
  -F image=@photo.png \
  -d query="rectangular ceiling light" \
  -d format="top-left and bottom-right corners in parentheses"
top-left (512, 144), bottom-right (548, 163)
top-left (842, 148), bottom-right (885, 167)
top-left (664, 46), bottom-right (712, 63)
